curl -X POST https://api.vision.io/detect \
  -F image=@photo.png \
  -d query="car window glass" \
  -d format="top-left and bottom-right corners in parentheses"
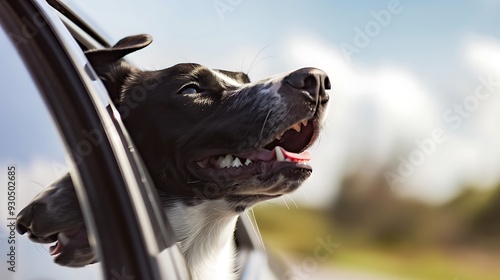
top-left (0, 25), bottom-right (102, 280)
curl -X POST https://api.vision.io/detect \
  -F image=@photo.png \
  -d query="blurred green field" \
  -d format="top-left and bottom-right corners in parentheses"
top-left (253, 182), bottom-right (500, 280)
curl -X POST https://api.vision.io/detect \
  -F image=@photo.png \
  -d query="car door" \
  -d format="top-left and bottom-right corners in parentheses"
top-left (0, 0), bottom-right (190, 279)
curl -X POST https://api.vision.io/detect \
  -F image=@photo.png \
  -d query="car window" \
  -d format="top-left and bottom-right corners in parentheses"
top-left (0, 24), bottom-right (102, 280)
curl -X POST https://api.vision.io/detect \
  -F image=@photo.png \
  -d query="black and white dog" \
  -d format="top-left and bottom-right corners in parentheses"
top-left (16, 35), bottom-right (330, 280)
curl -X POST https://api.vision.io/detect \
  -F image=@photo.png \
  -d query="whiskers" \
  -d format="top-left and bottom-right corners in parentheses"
top-left (245, 45), bottom-right (271, 76)
top-left (244, 195), bottom-right (300, 253)
top-left (33, 242), bottom-right (50, 256)
top-left (280, 195), bottom-right (299, 210)
top-left (29, 180), bottom-right (46, 189)
top-left (285, 195), bottom-right (299, 210)
top-left (258, 109), bottom-right (272, 144)
top-left (246, 208), bottom-right (266, 251)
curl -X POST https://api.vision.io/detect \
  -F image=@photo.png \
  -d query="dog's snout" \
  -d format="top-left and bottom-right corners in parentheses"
top-left (16, 204), bottom-right (34, 234)
top-left (286, 68), bottom-right (330, 102)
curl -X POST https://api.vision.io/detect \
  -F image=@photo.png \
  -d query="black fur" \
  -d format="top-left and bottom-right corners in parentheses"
top-left (16, 34), bottom-right (330, 268)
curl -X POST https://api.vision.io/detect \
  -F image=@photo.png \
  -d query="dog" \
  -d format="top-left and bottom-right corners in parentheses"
top-left (16, 34), bottom-right (330, 280)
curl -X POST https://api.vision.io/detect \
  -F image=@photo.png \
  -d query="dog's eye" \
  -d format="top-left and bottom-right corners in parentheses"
top-left (179, 85), bottom-right (202, 95)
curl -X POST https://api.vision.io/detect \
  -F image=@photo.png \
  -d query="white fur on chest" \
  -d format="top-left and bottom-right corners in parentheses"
top-left (165, 200), bottom-right (239, 280)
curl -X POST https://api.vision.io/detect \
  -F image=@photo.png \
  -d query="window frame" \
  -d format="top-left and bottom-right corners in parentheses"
top-left (0, 0), bottom-right (189, 279)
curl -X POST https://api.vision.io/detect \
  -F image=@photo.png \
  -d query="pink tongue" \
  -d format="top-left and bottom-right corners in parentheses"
top-left (242, 147), bottom-right (311, 162)
top-left (50, 242), bottom-right (63, 256)
top-left (282, 149), bottom-right (311, 162)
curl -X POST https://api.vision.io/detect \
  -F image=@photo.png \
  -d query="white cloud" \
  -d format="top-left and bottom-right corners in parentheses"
top-left (262, 35), bottom-right (443, 206)
top-left (392, 37), bottom-right (500, 202)
top-left (465, 36), bottom-right (500, 75)
top-left (263, 35), bottom-right (500, 207)
top-left (458, 37), bottom-right (500, 185)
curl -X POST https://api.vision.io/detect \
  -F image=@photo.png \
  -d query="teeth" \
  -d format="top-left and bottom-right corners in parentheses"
top-left (291, 123), bottom-right (301, 133)
top-left (196, 162), bottom-right (205, 168)
top-left (216, 155), bottom-right (250, 169)
top-left (231, 157), bottom-right (243, 168)
top-left (218, 154), bottom-right (234, 169)
top-left (216, 156), bottom-right (225, 167)
top-left (59, 232), bottom-right (70, 246)
top-left (275, 120), bottom-right (308, 141)
top-left (275, 146), bottom-right (285, 161)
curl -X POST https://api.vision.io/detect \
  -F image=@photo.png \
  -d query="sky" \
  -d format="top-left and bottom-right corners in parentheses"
top-left (1, 1), bottom-right (500, 278)
top-left (55, 0), bottom-right (500, 205)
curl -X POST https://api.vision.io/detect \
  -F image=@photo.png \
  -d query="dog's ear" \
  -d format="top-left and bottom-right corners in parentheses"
top-left (85, 34), bottom-right (152, 105)
top-left (85, 34), bottom-right (153, 66)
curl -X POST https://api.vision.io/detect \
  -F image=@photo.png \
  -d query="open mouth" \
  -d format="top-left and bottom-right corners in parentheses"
top-left (49, 232), bottom-right (71, 256)
top-left (193, 118), bottom-right (318, 175)
top-left (47, 226), bottom-right (86, 257)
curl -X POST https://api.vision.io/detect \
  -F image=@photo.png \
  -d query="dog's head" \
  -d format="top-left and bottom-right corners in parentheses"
top-left (88, 35), bottom-right (330, 208)
top-left (16, 174), bottom-right (93, 267)
top-left (16, 34), bottom-right (330, 266)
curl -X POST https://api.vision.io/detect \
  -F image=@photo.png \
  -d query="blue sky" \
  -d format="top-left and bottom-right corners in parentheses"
top-left (66, 0), bottom-right (500, 84)
top-left (62, 0), bottom-right (500, 204)
top-left (1, 0), bottom-right (500, 206)
top-left (1, 1), bottom-right (500, 279)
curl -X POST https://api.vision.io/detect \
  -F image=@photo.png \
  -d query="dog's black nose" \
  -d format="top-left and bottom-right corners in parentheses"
top-left (286, 68), bottom-right (330, 103)
top-left (16, 205), bottom-right (34, 234)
